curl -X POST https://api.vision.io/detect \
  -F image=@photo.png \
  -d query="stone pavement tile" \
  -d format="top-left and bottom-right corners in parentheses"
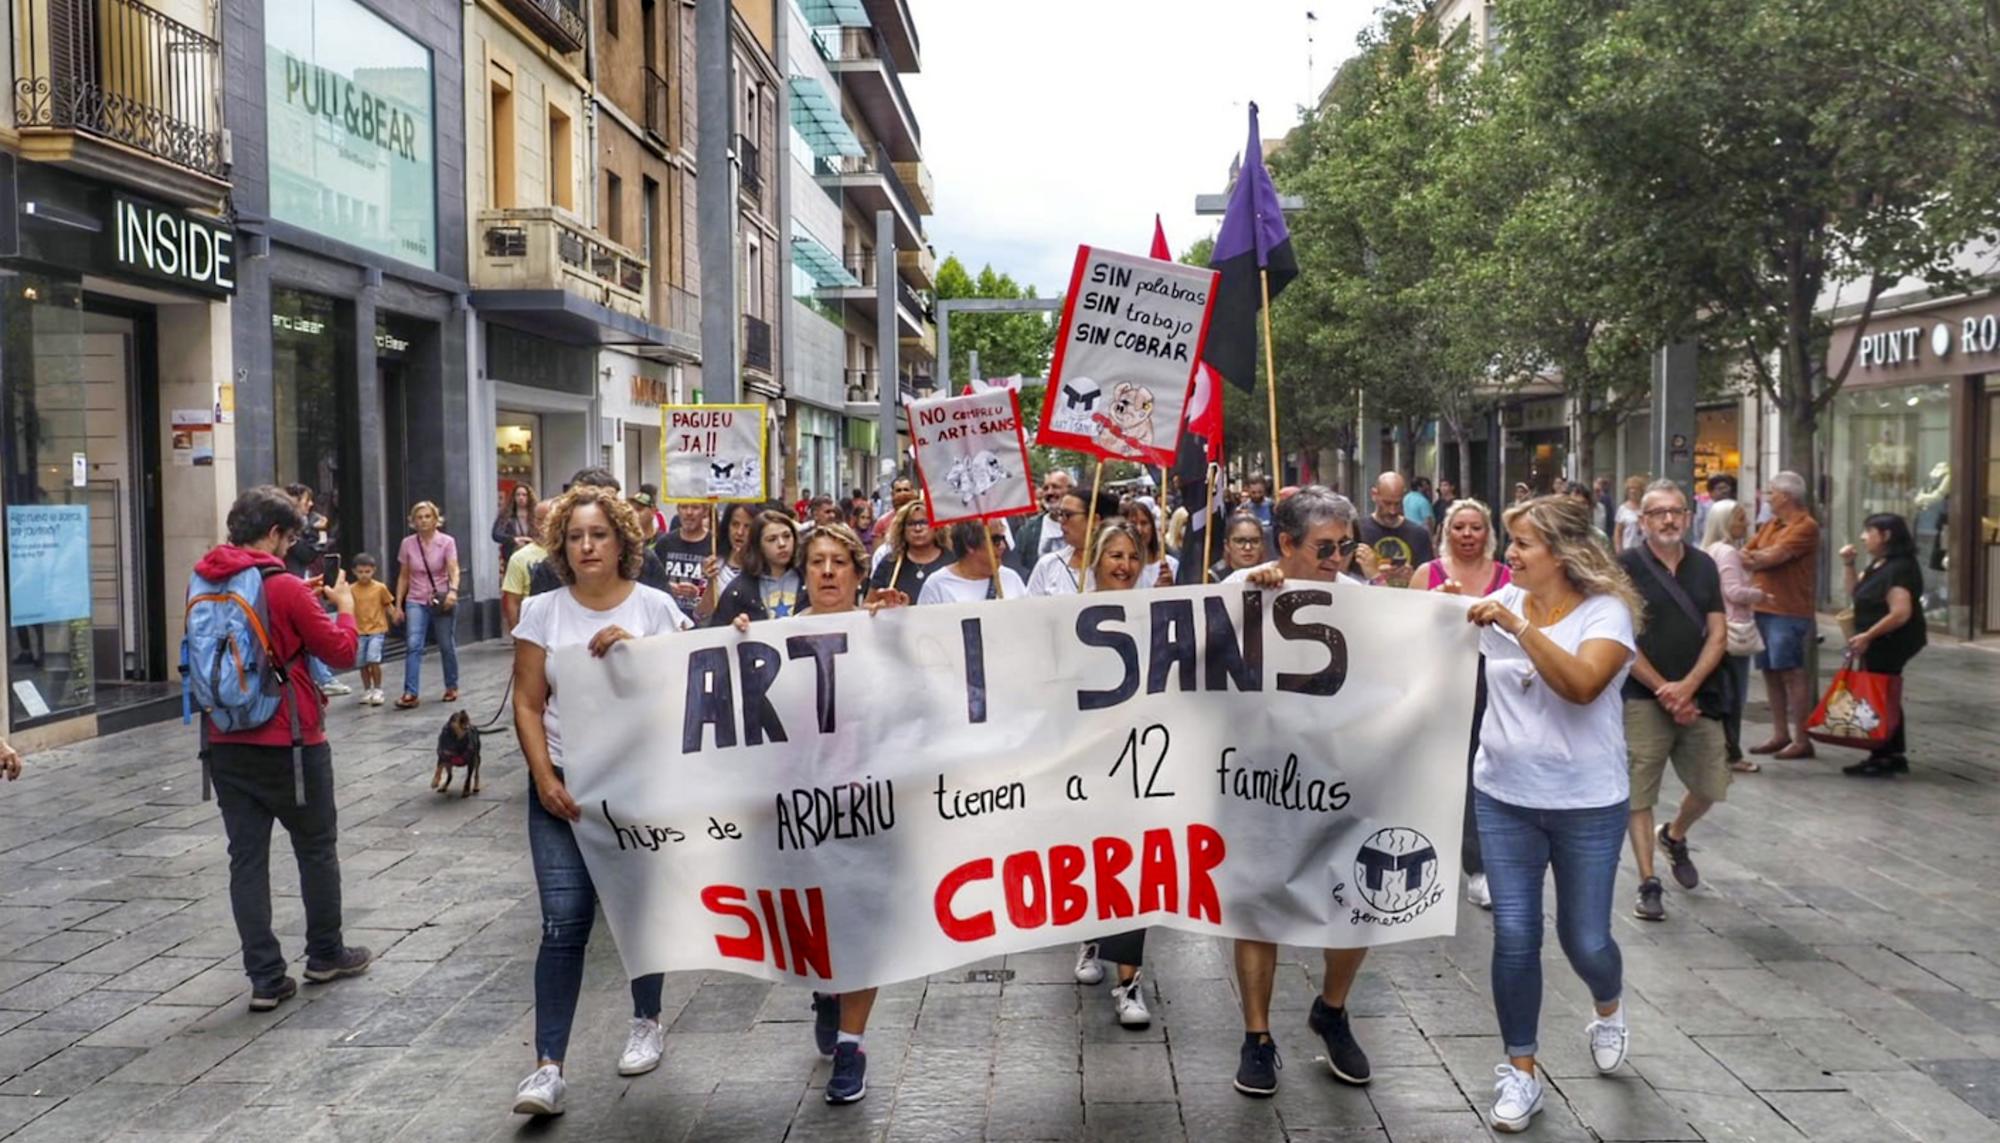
top-left (1629, 1043), bottom-right (1756, 1097)
top-left (983, 1069), bottom-right (1082, 1141)
top-left (665, 981), bottom-right (769, 1035)
top-left (11, 928), bottom-right (119, 964)
top-left (22, 990), bottom-right (154, 1035)
top-left (1551, 1075), bottom-right (1700, 1141)
top-left (394, 954), bottom-right (509, 999)
top-left (1353, 1064), bottom-right (1464, 1116)
top-left (1080, 1042), bottom-right (1174, 1104)
top-left (1767, 1016), bottom-right (1909, 1073)
top-left (1426, 1036), bottom-right (1595, 1140)
top-left (1656, 1089), bottom-right (1807, 1142)
top-left (0, 961), bottom-right (58, 998)
top-left (0, 1045), bottom-right (147, 1098)
top-left (1352, 1014), bottom-right (1441, 1070)
top-left (0, 1093), bottom-right (58, 1136)
top-left (1907, 952), bottom-right (2000, 999)
top-left (1396, 988), bottom-right (1495, 1039)
top-left (364, 924), bottom-right (478, 963)
top-left (911, 988), bottom-right (999, 1045)
top-left (686, 1079), bottom-right (802, 1142)
top-left (149, 965), bottom-right (246, 1009)
top-left (208, 1103), bottom-right (334, 1141)
top-left (408, 999), bottom-right (530, 1050)
top-left (1367, 1106), bottom-right (1495, 1141)
top-left (0, 1030), bottom-right (84, 1080)
top-left (1689, 967), bottom-right (1825, 1022)
top-left (1625, 968), bottom-right (1764, 1036)
top-left (0, 970), bottom-right (115, 1013)
top-left (301, 1107), bottom-right (420, 1142)
top-left (251, 1045), bottom-right (405, 1108)
top-left (998, 982), bottom-right (1078, 1023)
top-left (1692, 1033), bottom-right (1843, 1091)
top-left (336, 994), bottom-right (460, 1048)
top-left (0, 1081), bottom-right (167, 1143)
top-left (1840, 1069), bottom-right (2000, 1142)
top-left (202, 1027), bottom-right (343, 1084)
top-left (1074, 1101), bottom-right (1185, 1143)
top-left (1766, 959), bottom-right (1909, 1013)
top-left (100, 1026), bottom-right (254, 1087)
top-left (133, 1079), bottom-right (269, 1135)
top-left (1911, 1058), bottom-right (2000, 1120)
top-left (1898, 989), bottom-right (2000, 1038)
top-left (78, 1003), bottom-right (206, 1050)
top-left (1176, 1082), bottom-right (1282, 1139)
top-left (1843, 1003), bottom-right (1988, 1062)
top-left (0, 1011), bottom-right (34, 1038)
top-left (1818, 946), bottom-right (1953, 993)
top-left (99, 956), bottom-right (216, 997)
top-left (1763, 1090), bottom-right (1921, 1143)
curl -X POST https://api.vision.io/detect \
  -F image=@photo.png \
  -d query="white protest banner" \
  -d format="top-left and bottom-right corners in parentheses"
top-left (908, 390), bottom-right (1038, 525)
top-left (555, 581), bottom-right (1477, 992)
top-left (1037, 246), bottom-right (1219, 466)
top-left (661, 404), bottom-right (767, 502)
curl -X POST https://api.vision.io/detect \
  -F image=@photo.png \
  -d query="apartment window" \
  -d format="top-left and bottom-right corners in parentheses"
top-left (489, 73), bottom-right (516, 209)
top-left (744, 236), bottom-right (764, 318)
top-left (548, 105), bottom-right (573, 211)
top-left (606, 0), bottom-right (619, 37)
top-left (643, 0), bottom-right (659, 71)
top-left (605, 171), bottom-right (624, 244)
top-left (641, 176), bottom-right (658, 265)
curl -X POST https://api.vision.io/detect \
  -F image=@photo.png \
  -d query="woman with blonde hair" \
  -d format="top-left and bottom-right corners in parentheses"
top-left (1408, 499), bottom-right (1511, 597)
top-left (1700, 499), bottom-right (1764, 772)
top-left (868, 500), bottom-right (952, 599)
top-left (394, 500), bottom-right (460, 709)
top-left (1612, 475), bottom-right (1647, 551)
top-left (1463, 495), bottom-right (1643, 1133)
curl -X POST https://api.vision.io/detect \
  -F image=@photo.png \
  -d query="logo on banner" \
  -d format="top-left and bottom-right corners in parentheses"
top-left (943, 450), bottom-right (1012, 507)
top-left (1352, 827), bottom-right (1440, 917)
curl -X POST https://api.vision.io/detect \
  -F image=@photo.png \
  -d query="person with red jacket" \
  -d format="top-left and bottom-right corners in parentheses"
top-left (195, 486), bottom-right (372, 1012)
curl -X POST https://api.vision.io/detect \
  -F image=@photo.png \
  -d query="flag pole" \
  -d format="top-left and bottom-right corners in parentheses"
top-left (982, 523), bottom-right (1005, 600)
top-left (1261, 268), bottom-right (1280, 484)
top-left (1201, 460), bottom-right (1220, 583)
top-left (1081, 458), bottom-right (1104, 593)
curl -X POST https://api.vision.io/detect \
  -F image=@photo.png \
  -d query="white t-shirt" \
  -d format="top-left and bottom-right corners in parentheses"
top-left (1028, 547), bottom-right (1086, 596)
top-left (513, 584), bottom-right (692, 766)
top-left (917, 564), bottom-right (1028, 605)
top-left (1615, 502), bottom-right (1643, 550)
top-left (1473, 584), bottom-right (1637, 810)
top-left (1139, 554), bottom-right (1179, 588)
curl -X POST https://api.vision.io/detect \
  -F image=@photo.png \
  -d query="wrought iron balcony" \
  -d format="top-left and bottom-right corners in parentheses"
top-left (494, 0), bottom-right (585, 54)
top-left (737, 133), bottom-right (762, 199)
top-left (743, 314), bottom-right (773, 373)
top-left (11, 0), bottom-right (226, 182)
top-left (475, 207), bottom-right (650, 320)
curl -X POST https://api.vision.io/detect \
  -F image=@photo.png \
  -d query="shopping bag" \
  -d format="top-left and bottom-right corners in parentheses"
top-left (1805, 660), bottom-right (1902, 749)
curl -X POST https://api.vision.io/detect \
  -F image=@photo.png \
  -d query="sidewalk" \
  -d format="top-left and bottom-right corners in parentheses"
top-left (1, 636), bottom-right (1997, 1141)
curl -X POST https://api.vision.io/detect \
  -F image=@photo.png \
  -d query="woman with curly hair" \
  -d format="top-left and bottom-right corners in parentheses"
top-left (1462, 495), bottom-right (1643, 1133)
top-left (509, 487), bottom-right (693, 1117)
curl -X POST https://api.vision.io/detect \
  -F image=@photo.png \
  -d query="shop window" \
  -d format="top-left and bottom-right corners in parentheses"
top-left (1829, 382), bottom-right (1953, 624)
top-left (2, 273), bottom-right (95, 724)
top-left (271, 288), bottom-right (359, 566)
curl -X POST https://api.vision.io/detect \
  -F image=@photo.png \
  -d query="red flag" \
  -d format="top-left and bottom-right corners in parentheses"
top-left (1150, 214), bottom-right (1172, 261)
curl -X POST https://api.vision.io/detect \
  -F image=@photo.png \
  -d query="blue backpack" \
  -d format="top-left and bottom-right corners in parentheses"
top-left (181, 564), bottom-right (308, 803)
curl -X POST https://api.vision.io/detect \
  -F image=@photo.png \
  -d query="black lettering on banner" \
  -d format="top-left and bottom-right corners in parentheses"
top-left (1205, 592), bottom-right (1263, 691)
top-left (960, 618), bottom-right (988, 724)
top-left (602, 800), bottom-right (687, 850)
top-left (1110, 724), bottom-right (1176, 799)
top-left (785, 633), bottom-right (848, 734)
top-left (1076, 605), bottom-right (1139, 710)
top-left (1274, 589), bottom-right (1347, 696)
top-left (737, 642), bottom-right (788, 746)
top-left (1065, 775), bottom-right (1088, 801)
top-left (683, 646), bottom-right (737, 751)
top-left (1146, 599), bottom-right (1198, 694)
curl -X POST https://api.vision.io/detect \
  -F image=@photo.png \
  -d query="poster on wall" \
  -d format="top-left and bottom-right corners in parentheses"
top-left (171, 409), bottom-right (214, 467)
top-left (6, 505), bottom-right (91, 627)
top-left (661, 405), bottom-right (768, 502)
top-left (263, 0), bottom-right (437, 270)
top-left (907, 390), bottom-right (1038, 525)
top-left (1037, 245), bottom-right (1219, 466)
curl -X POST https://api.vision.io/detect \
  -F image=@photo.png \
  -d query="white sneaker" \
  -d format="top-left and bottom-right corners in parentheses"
top-left (618, 1016), bottom-right (664, 1075)
top-left (369, 689), bottom-right (385, 706)
top-left (1466, 873), bottom-right (1492, 910)
top-left (513, 1064), bottom-right (566, 1116)
top-left (1111, 973), bottom-right (1151, 1027)
top-left (321, 681), bottom-right (352, 696)
top-left (1489, 1064), bottom-right (1543, 1133)
top-left (1587, 1007), bottom-right (1629, 1073)
top-left (1073, 942), bottom-right (1104, 985)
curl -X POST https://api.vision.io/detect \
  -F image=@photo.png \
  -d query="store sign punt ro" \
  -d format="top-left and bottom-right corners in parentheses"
top-left (1856, 313), bottom-right (2000, 370)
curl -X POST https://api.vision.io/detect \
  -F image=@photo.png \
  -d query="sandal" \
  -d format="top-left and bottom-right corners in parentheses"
top-left (395, 694), bottom-right (420, 710)
top-left (442, 689), bottom-right (459, 703)
top-left (1730, 758), bottom-right (1761, 773)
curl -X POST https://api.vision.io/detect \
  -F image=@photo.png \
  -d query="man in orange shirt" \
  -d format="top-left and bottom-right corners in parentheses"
top-left (1742, 471), bottom-right (1821, 759)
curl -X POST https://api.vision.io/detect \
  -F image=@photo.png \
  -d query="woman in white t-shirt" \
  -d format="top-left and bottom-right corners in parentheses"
top-left (1462, 495), bottom-right (1642, 1134)
top-left (918, 519), bottom-right (1027, 604)
top-left (509, 487), bottom-right (693, 1119)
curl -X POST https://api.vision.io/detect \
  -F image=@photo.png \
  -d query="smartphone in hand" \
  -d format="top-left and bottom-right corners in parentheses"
top-left (320, 553), bottom-right (342, 582)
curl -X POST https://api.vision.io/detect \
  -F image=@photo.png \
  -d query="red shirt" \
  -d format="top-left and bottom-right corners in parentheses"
top-left (193, 545), bottom-right (359, 748)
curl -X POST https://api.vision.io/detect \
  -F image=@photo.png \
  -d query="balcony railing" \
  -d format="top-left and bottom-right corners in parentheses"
top-left (833, 25), bottom-right (921, 144)
top-left (825, 144), bottom-right (921, 229)
top-left (475, 207), bottom-right (650, 320)
top-left (644, 65), bottom-right (669, 143)
top-left (845, 368), bottom-right (876, 401)
top-left (896, 279), bottom-right (933, 323)
top-left (11, 0), bottom-right (226, 178)
top-left (841, 250), bottom-right (878, 288)
top-left (494, 0), bottom-right (585, 54)
top-left (743, 313), bottom-right (773, 373)
top-left (737, 133), bottom-right (762, 199)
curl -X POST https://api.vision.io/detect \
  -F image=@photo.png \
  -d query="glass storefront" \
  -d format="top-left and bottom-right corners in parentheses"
top-left (1694, 405), bottom-right (1743, 485)
top-left (272, 288), bottom-right (361, 557)
top-left (1828, 381), bottom-right (1954, 624)
top-left (3, 272), bottom-right (95, 723)
top-left (1986, 382), bottom-right (2000, 633)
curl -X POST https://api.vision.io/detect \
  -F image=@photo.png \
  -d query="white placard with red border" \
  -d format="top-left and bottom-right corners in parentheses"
top-left (908, 390), bottom-right (1038, 525)
top-left (1037, 246), bottom-right (1219, 466)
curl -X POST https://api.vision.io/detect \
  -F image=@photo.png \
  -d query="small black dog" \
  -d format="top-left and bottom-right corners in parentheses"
top-left (433, 709), bottom-right (482, 797)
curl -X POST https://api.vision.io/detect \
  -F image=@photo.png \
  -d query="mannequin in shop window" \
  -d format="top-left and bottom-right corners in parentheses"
top-left (1912, 462), bottom-right (1950, 579)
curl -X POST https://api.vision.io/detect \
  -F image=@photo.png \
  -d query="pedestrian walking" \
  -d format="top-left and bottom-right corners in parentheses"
top-left (1122, 496), bottom-right (1178, 586)
top-left (1027, 489), bottom-right (1118, 596)
top-left (918, 520), bottom-right (1027, 603)
top-left (1699, 499), bottom-right (1764, 771)
top-left (1008, 469), bottom-right (1075, 576)
top-left (1618, 481), bottom-right (1730, 922)
top-left (503, 500), bottom-right (556, 634)
top-left (1742, 471), bottom-right (1821, 760)
top-left (654, 501), bottom-right (714, 612)
top-left (1612, 476), bottom-right (1646, 551)
top-left (494, 483), bottom-right (539, 585)
top-left (1360, 472), bottom-right (1435, 588)
top-left (1837, 513), bottom-right (1927, 776)
top-left (868, 501), bottom-right (952, 599)
top-left (1691, 473), bottom-right (1735, 544)
top-left (708, 511), bottom-right (802, 625)
top-left (190, 486), bottom-right (372, 1012)
top-left (346, 554), bottom-right (398, 706)
top-left (1462, 494), bottom-right (1641, 1133)
top-left (1222, 487), bottom-right (1375, 1097)
top-left (1210, 511), bottom-right (1269, 583)
top-left (393, 500), bottom-right (460, 710)
top-left (1404, 475), bottom-right (1436, 533)
top-left (510, 486), bottom-right (693, 1117)
top-left (284, 484), bottom-right (350, 698)
top-left (529, 469), bottom-right (676, 595)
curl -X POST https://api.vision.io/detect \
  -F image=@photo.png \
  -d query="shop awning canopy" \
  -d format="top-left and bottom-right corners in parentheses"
top-left (469, 289), bottom-right (700, 361)
top-left (789, 76), bottom-right (864, 158)
top-left (791, 233), bottom-right (861, 289)
top-left (798, 0), bottom-right (868, 26)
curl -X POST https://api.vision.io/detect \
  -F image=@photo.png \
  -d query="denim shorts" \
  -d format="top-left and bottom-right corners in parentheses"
top-left (1753, 613), bottom-right (1811, 671)
top-left (357, 633), bottom-right (385, 665)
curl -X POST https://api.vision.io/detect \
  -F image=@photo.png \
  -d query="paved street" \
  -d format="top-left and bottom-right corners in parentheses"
top-left (3, 632), bottom-right (1999, 1142)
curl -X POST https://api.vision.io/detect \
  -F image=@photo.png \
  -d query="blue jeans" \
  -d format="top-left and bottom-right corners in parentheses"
top-left (528, 776), bottom-right (664, 1062)
top-left (1473, 788), bottom-right (1626, 1058)
top-left (401, 601), bottom-right (459, 697)
top-left (1754, 613), bottom-right (1811, 672)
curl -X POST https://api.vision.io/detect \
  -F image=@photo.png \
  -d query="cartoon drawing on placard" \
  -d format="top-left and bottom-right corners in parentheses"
top-left (1049, 376), bottom-right (1101, 437)
top-left (1091, 382), bottom-right (1156, 457)
top-left (943, 449), bottom-right (1011, 507)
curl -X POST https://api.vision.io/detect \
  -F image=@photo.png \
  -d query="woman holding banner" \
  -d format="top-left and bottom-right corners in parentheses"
top-left (918, 520), bottom-right (1026, 603)
top-left (868, 502), bottom-right (952, 599)
top-left (509, 486), bottom-right (695, 1118)
top-left (1462, 495), bottom-right (1642, 1133)
top-left (1210, 512), bottom-right (1270, 584)
top-left (707, 511), bottom-right (802, 625)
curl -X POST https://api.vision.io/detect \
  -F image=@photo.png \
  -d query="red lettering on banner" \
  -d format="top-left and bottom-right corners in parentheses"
top-left (1049, 844), bottom-right (1088, 925)
top-left (1139, 828), bottom-right (1178, 914)
top-left (1092, 836), bottom-right (1136, 921)
top-left (1002, 851), bottom-right (1047, 929)
top-left (932, 827), bottom-right (1229, 944)
top-left (757, 889), bottom-right (787, 974)
top-left (1187, 824), bottom-right (1226, 923)
top-left (701, 883), bottom-right (835, 979)
top-left (779, 887), bottom-right (831, 979)
top-left (935, 858), bottom-right (996, 941)
top-left (701, 885), bottom-right (762, 962)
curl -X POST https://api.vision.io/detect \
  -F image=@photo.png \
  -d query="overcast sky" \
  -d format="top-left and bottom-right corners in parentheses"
top-left (904, 1), bottom-right (1376, 297)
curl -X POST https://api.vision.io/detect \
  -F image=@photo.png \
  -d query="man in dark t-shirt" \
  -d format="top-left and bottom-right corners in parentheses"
top-left (1618, 480), bottom-right (1727, 922)
top-left (653, 502), bottom-right (714, 608)
top-left (1357, 473), bottom-right (1434, 587)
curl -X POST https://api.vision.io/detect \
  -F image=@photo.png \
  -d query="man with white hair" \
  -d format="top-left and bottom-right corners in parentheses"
top-left (1742, 472), bottom-right (1820, 760)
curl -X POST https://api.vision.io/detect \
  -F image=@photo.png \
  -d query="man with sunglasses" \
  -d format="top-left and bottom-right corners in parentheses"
top-left (1027, 489), bottom-right (1122, 596)
top-left (1220, 487), bottom-right (1376, 1097)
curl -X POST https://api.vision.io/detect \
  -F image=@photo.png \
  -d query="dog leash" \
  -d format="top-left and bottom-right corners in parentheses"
top-left (471, 678), bottom-right (514, 735)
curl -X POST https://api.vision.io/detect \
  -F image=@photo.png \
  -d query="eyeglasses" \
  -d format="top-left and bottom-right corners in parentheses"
top-left (1311, 538), bottom-right (1359, 560)
top-left (1641, 508), bottom-right (1688, 520)
top-left (1049, 508), bottom-right (1086, 521)
top-left (1227, 537), bottom-right (1263, 549)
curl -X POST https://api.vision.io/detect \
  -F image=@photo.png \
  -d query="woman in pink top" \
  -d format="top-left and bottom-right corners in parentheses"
top-left (393, 500), bottom-right (461, 709)
top-left (1408, 499), bottom-right (1512, 598)
top-left (1700, 499), bottom-right (1764, 771)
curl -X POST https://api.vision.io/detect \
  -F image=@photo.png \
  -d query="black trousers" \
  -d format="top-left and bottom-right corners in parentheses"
top-left (210, 742), bottom-right (344, 987)
top-left (1860, 645), bottom-right (1918, 758)
top-left (1097, 928), bottom-right (1146, 969)
top-left (1463, 662), bottom-right (1488, 876)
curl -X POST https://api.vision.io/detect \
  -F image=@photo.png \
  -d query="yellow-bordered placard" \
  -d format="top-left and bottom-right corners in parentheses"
top-left (660, 403), bottom-right (768, 502)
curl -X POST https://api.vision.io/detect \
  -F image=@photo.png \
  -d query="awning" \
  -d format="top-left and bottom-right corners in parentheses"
top-left (789, 76), bottom-right (864, 158)
top-left (469, 289), bottom-right (700, 362)
top-left (798, 0), bottom-right (868, 26)
top-left (791, 233), bottom-right (860, 288)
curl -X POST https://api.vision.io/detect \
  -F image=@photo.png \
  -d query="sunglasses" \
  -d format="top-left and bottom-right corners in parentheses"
top-left (1310, 538), bottom-right (1359, 560)
top-left (1049, 508), bottom-right (1087, 521)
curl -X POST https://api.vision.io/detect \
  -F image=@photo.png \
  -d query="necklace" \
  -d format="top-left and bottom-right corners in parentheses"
top-left (1527, 592), bottom-right (1582, 627)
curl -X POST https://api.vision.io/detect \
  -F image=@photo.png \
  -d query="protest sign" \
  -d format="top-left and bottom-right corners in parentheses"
top-left (556, 581), bottom-right (1477, 992)
top-left (1037, 246), bottom-right (1219, 466)
top-left (6, 505), bottom-right (91, 627)
top-left (662, 404), bottom-right (766, 502)
top-left (908, 390), bottom-right (1038, 525)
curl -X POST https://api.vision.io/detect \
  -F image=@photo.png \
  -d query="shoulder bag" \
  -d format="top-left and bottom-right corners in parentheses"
top-left (420, 537), bottom-right (455, 614)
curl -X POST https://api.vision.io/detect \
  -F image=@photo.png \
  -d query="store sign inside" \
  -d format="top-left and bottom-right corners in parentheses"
top-left (1857, 314), bottom-right (2000, 369)
top-left (111, 196), bottom-right (235, 294)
